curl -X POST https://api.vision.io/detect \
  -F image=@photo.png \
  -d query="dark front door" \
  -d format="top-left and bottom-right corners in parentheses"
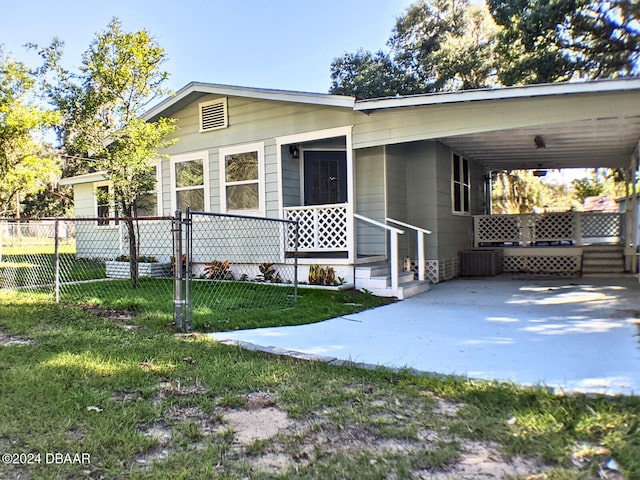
top-left (303, 151), bottom-right (347, 206)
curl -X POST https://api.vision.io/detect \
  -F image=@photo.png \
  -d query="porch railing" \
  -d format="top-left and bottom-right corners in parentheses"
top-left (284, 204), bottom-right (348, 251)
top-left (354, 213), bottom-right (404, 295)
top-left (474, 212), bottom-right (625, 247)
top-left (386, 217), bottom-right (432, 281)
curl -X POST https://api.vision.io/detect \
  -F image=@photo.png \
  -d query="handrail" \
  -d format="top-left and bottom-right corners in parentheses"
top-left (386, 218), bottom-right (432, 235)
top-left (386, 217), bottom-right (431, 282)
top-left (354, 213), bottom-right (404, 296)
top-left (354, 213), bottom-right (404, 235)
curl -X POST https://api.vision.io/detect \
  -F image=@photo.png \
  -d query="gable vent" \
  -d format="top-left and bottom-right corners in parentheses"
top-left (200, 98), bottom-right (228, 132)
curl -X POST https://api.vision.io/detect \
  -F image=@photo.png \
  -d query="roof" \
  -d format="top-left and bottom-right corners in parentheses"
top-left (143, 77), bottom-right (640, 121)
top-left (353, 77), bottom-right (640, 111)
top-left (59, 171), bottom-right (107, 186)
top-left (144, 82), bottom-right (356, 122)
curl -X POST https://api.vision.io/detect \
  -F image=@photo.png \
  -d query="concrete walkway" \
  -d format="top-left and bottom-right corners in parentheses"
top-left (210, 275), bottom-right (640, 396)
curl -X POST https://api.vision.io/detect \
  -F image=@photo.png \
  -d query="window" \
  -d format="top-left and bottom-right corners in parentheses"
top-left (452, 153), bottom-right (470, 214)
top-left (171, 152), bottom-right (209, 213)
top-left (199, 98), bottom-right (228, 132)
top-left (95, 183), bottom-right (118, 227)
top-left (219, 143), bottom-right (264, 214)
top-left (134, 165), bottom-right (159, 217)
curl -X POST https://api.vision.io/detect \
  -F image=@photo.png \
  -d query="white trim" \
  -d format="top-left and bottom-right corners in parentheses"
top-left (155, 159), bottom-right (163, 216)
top-left (451, 152), bottom-right (471, 215)
top-left (169, 150), bottom-right (210, 213)
top-left (354, 77), bottom-right (640, 111)
top-left (59, 171), bottom-right (107, 186)
top-left (275, 125), bottom-right (354, 217)
top-left (219, 142), bottom-right (265, 216)
top-left (275, 126), bottom-right (353, 147)
top-left (93, 181), bottom-right (118, 229)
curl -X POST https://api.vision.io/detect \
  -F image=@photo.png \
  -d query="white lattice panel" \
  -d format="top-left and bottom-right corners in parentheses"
top-left (475, 215), bottom-right (522, 244)
top-left (317, 207), bottom-right (348, 249)
top-left (411, 258), bottom-right (458, 284)
top-left (582, 213), bottom-right (622, 238)
top-left (284, 205), bottom-right (347, 251)
top-left (531, 213), bottom-right (573, 243)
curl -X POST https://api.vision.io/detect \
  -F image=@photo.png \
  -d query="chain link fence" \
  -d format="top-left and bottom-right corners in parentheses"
top-left (180, 210), bottom-right (298, 330)
top-left (1, 212), bottom-right (299, 330)
top-left (1, 217), bottom-right (175, 308)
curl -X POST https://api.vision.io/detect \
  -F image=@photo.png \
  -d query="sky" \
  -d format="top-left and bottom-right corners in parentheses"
top-left (2, 0), bottom-right (415, 95)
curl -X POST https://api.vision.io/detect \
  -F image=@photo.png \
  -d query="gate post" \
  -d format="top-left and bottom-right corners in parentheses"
top-left (184, 206), bottom-right (192, 332)
top-left (173, 209), bottom-right (185, 331)
top-left (54, 219), bottom-right (60, 303)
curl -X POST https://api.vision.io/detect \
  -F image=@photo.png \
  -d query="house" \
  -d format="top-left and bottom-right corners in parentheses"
top-left (61, 78), bottom-right (640, 297)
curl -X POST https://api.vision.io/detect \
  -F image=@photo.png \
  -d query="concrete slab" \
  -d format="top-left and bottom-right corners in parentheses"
top-left (210, 276), bottom-right (640, 396)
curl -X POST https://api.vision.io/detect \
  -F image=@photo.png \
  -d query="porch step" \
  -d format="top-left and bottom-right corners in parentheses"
top-left (355, 263), bottom-right (430, 299)
top-left (582, 246), bottom-right (625, 274)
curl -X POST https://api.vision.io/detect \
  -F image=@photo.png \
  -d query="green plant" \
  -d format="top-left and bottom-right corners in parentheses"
top-left (203, 260), bottom-right (234, 280)
top-left (114, 255), bottom-right (157, 263)
top-left (257, 262), bottom-right (280, 283)
top-left (325, 266), bottom-right (335, 286)
top-left (170, 253), bottom-right (187, 278)
top-left (308, 264), bottom-right (337, 286)
top-left (308, 264), bottom-right (324, 285)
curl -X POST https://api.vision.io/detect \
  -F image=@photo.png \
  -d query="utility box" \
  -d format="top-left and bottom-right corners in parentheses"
top-left (459, 249), bottom-right (503, 276)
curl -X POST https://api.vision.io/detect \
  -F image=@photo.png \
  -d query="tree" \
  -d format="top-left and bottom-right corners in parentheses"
top-left (329, 50), bottom-right (423, 99)
top-left (40, 19), bottom-right (177, 288)
top-left (330, 0), bottom-right (499, 98)
top-left (572, 176), bottom-right (604, 202)
top-left (488, 0), bottom-right (640, 85)
top-left (0, 50), bottom-right (60, 217)
top-left (492, 171), bottom-right (543, 214)
top-left (390, 0), bottom-right (499, 91)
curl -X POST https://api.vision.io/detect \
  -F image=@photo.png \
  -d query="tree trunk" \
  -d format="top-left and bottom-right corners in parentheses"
top-left (126, 218), bottom-right (139, 289)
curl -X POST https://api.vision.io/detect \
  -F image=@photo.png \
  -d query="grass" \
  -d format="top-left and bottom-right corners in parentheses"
top-left (56, 278), bottom-right (392, 332)
top-left (1, 247), bottom-right (104, 287)
top-left (1, 291), bottom-right (639, 479)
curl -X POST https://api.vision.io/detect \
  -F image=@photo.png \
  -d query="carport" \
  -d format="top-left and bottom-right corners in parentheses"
top-left (436, 79), bottom-right (640, 275)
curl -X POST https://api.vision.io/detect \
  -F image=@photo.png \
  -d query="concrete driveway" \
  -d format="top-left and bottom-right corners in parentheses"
top-left (210, 275), bottom-right (640, 396)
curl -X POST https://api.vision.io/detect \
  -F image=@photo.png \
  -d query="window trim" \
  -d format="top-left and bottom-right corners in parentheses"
top-left (94, 181), bottom-right (118, 228)
top-left (170, 151), bottom-right (210, 213)
top-left (452, 152), bottom-right (471, 215)
top-left (219, 142), bottom-right (265, 215)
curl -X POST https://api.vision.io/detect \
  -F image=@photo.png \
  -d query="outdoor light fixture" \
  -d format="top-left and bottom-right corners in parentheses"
top-left (534, 135), bottom-right (546, 148)
top-left (289, 145), bottom-right (300, 159)
top-left (532, 163), bottom-right (547, 176)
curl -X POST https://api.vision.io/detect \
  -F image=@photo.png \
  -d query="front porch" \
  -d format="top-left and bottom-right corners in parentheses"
top-left (471, 211), bottom-right (633, 275)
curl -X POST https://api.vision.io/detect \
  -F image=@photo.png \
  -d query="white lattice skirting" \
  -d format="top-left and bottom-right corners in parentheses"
top-left (503, 255), bottom-right (581, 275)
top-left (406, 258), bottom-right (459, 284)
top-left (407, 252), bottom-right (581, 281)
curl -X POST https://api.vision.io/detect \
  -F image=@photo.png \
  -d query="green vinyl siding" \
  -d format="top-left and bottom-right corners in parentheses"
top-left (355, 147), bottom-right (386, 256)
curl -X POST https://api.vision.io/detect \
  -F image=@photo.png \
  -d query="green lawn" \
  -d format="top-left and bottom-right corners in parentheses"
top-left (1, 290), bottom-right (639, 479)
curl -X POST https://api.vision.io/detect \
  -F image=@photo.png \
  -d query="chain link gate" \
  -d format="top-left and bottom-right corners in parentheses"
top-left (173, 208), bottom-right (299, 331)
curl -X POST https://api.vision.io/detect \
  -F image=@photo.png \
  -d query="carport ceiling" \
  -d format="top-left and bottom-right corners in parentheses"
top-left (440, 115), bottom-right (640, 171)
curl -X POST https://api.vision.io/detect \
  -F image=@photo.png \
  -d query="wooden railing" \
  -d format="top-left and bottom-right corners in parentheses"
top-left (474, 212), bottom-right (625, 247)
